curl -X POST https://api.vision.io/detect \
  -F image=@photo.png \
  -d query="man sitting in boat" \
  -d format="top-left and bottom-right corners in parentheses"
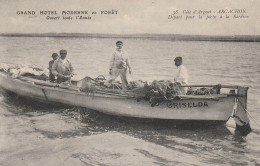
top-left (104, 41), bottom-right (132, 90)
top-left (51, 49), bottom-right (74, 84)
top-left (48, 53), bottom-right (59, 82)
top-left (174, 56), bottom-right (188, 94)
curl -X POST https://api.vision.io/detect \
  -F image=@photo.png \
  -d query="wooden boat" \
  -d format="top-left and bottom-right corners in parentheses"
top-left (0, 70), bottom-right (251, 132)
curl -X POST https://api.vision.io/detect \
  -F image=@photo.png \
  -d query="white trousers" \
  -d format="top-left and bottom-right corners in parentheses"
top-left (105, 68), bottom-right (128, 89)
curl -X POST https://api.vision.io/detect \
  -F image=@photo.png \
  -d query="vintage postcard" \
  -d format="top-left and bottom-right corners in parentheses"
top-left (0, 0), bottom-right (259, 165)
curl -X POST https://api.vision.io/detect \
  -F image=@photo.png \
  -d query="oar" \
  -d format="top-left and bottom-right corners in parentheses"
top-left (19, 76), bottom-right (80, 91)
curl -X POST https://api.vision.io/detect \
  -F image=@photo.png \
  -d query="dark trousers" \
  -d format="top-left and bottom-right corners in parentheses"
top-left (49, 73), bottom-right (55, 82)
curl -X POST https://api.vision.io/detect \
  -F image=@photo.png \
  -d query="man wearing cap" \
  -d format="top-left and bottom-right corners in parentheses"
top-left (174, 56), bottom-right (188, 94)
top-left (51, 49), bottom-right (74, 84)
top-left (49, 53), bottom-right (59, 82)
top-left (105, 41), bottom-right (132, 90)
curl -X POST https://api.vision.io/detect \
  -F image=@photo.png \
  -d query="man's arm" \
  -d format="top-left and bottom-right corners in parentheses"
top-left (51, 60), bottom-right (59, 76)
top-left (69, 61), bottom-right (74, 75)
top-left (109, 52), bottom-right (115, 74)
top-left (48, 61), bottom-right (52, 71)
top-left (125, 53), bottom-right (132, 74)
top-left (177, 66), bottom-right (188, 84)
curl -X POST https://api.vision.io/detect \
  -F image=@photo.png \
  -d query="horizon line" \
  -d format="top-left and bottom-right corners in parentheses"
top-left (0, 32), bottom-right (259, 37)
top-left (0, 33), bottom-right (259, 42)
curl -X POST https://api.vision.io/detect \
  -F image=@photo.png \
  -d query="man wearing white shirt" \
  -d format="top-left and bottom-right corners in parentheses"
top-left (174, 56), bottom-right (188, 94)
top-left (105, 41), bottom-right (132, 90)
top-left (52, 49), bottom-right (74, 84)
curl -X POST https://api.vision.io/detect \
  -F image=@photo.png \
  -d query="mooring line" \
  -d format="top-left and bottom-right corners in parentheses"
top-left (237, 99), bottom-right (260, 128)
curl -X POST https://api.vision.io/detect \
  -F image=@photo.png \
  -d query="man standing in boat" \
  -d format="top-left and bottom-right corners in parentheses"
top-left (105, 41), bottom-right (132, 90)
top-left (174, 56), bottom-right (188, 94)
top-left (51, 49), bottom-right (74, 84)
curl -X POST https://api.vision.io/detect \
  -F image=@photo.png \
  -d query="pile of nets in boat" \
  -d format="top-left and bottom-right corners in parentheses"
top-left (129, 82), bottom-right (219, 106)
top-left (79, 76), bottom-right (130, 95)
top-left (0, 63), bottom-right (48, 79)
top-left (80, 77), bottom-right (183, 107)
top-left (127, 80), bottom-right (182, 106)
top-left (79, 75), bottom-right (220, 107)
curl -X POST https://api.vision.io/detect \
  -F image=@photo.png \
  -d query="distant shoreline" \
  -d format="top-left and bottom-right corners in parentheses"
top-left (0, 33), bottom-right (259, 42)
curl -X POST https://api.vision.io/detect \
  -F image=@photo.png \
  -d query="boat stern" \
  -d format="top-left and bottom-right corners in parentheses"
top-left (233, 86), bottom-right (251, 135)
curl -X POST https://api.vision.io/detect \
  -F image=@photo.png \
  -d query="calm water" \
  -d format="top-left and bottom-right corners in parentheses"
top-left (0, 36), bottom-right (259, 166)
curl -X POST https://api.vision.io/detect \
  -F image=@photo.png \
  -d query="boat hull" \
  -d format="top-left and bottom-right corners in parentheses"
top-left (0, 72), bottom-right (235, 122)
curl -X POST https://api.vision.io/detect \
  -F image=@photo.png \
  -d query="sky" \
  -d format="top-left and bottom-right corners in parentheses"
top-left (0, 0), bottom-right (259, 35)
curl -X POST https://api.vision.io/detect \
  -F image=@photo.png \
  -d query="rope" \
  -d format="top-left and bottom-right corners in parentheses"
top-left (237, 98), bottom-right (260, 128)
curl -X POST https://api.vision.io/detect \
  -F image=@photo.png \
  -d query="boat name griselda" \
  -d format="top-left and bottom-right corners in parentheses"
top-left (167, 101), bottom-right (208, 109)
